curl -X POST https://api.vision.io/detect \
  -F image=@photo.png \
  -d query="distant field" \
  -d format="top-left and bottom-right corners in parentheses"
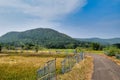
top-left (0, 49), bottom-right (86, 80)
top-left (0, 49), bottom-right (75, 58)
top-left (85, 50), bottom-right (104, 54)
top-left (0, 55), bottom-right (64, 80)
top-left (2, 49), bottom-right (75, 53)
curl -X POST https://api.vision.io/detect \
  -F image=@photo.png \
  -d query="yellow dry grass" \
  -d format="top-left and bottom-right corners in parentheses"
top-left (58, 56), bottom-right (93, 80)
top-left (0, 56), bottom-right (63, 80)
top-left (2, 57), bottom-right (50, 68)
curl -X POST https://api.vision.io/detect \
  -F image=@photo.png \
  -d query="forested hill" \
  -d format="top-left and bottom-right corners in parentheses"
top-left (75, 38), bottom-right (120, 45)
top-left (0, 28), bottom-right (78, 48)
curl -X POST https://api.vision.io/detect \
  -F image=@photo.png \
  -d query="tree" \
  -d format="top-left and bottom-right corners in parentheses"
top-left (113, 43), bottom-right (120, 49)
top-left (20, 42), bottom-right (25, 53)
top-left (91, 43), bottom-right (101, 50)
top-left (65, 43), bottom-right (74, 49)
top-left (75, 47), bottom-right (82, 53)
top-left (35, 45), bottom-right (39, 53)
top-left (24, 43), bottom-right (35, 50)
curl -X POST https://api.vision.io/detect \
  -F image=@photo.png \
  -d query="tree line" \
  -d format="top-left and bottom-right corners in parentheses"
top-left (0, 41), bottom-right (108, 53)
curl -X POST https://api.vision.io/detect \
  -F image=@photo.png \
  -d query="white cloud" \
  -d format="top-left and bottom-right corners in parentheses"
top-left (0, 0), bottom-right (87, 20)
top-left (0, 0), bottom-right (87, 36)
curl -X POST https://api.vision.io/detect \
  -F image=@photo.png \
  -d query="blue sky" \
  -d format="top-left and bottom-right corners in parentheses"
top-left (0, 0), bottom-right (120, 38)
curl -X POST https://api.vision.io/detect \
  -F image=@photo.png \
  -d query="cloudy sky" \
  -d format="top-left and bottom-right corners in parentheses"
top-left (0, 0), bottom-right (120, 38)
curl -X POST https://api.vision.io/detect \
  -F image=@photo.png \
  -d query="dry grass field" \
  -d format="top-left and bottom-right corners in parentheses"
top-left (0, 55), bottom-right (63, 80)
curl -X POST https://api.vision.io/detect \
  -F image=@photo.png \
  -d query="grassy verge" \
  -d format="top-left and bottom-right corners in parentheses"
top-left (58, 56), bottom-right (93, 80)
top-left (85, 50), bottom-right (104, 54)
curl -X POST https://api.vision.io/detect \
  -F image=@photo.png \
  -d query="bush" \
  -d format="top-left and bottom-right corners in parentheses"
top-left (75, 47), bottom-right (83, 53)
top-left (105, 47), bottom-right (120, 56)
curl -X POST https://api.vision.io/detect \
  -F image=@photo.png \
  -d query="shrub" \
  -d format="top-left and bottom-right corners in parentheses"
top-left (75, 47), bottom-right (83, 53)
top-left (105, 46), bottom-right (120, 56)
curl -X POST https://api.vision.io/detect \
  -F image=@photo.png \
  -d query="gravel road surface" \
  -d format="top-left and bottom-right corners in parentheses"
top-left (91, 54), bottom-right (120, 80)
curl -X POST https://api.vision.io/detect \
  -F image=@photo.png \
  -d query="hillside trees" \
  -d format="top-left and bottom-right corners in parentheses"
top-left (91, 43), bottom-right (103, 50)
top-left (35, 44), bottom-right (39, 53)
top-left (113, 43), bottom-right (120, 49)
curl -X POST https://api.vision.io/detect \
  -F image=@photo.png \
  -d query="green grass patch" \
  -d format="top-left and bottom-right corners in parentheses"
top-left (85, 50), bottom-right (104, 54)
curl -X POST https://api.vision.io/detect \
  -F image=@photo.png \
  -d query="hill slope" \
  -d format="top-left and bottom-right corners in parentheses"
top-left (75, 38), bottom-right (120, 45)
top-left (0, 28), bottom-right (78, 48)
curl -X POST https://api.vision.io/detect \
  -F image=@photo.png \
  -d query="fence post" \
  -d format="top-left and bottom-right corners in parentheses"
top-left (44, 64), bottom-right (45, 79)
top-left (61, 60), bottom-right (64, 74)
top-left (68, 56), bottom-right (70, 71)
top-left (47, 61), bottom-right (50, 80)
top-left (61, 52), bottom-right (84, 75)
top-left (83, 52), bottom-right (84, 60)
top-left (55, 58), bottom-right (57, 80)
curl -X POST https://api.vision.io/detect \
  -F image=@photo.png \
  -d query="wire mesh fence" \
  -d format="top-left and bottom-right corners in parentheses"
top-left (37, 59), bottom-right (56, 80)
top-left (36, 52), bottom-right (84, 80)
top-left (61, 52), bottom-right (84, 74)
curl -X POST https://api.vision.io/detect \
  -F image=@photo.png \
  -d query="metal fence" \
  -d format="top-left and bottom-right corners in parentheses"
top-left (37, 59), bottom-right (56, 80)
top-left (115, 54), bottom-right (120, 59)
top-left (37, 52), bottom-right (84, 80)
top-left (61, 52), bottom-right (84, 74)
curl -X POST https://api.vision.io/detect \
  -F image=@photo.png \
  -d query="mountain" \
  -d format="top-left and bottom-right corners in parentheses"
top-left (75, 38), bottom-right (120, 45)
top-left (0, 28), bottom-right (78, 48)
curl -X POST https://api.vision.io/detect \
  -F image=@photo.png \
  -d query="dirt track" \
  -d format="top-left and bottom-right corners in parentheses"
top-left (91, 54), bottom-right (120, 80)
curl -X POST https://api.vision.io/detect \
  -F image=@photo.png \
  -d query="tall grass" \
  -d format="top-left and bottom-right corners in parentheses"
top-left (0, 56), bottom-right (63, 80)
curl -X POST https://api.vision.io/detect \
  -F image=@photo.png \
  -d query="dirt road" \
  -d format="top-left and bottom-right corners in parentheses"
top-left (91, 54), bottom-right (120, 80)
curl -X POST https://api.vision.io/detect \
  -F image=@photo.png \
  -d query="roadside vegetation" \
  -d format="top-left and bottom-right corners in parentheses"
top-left (104, 46), bottom-right (120, 56)
top-left (58, 56), bottom-right (93, 80)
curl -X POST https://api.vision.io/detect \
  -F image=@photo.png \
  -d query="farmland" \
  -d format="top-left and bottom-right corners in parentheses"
top-left (0, 52), bottom-right (64, 80)
top-left (0, 48), bottom-right (120, 80)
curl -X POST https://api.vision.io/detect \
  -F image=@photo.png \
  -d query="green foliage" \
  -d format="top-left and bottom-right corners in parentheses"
top-left (75, 47), bottom-right (82, 53)
top-left (91, 43), bottom-right (103, 50)
top-left (34, 45), bottom-right (39, 53)
top-left (104, 46), bottom-right (120, 56)
top-left (0, 28), bottom-right (107, 50)
top-left (113, 43), bottom-right (120, 49)
top-left (76, 38), bottom-right (120, 45)
top-left (0, 28), bottom-right (78, 49)
top-left (65, 43), bottom-right (75, 49)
